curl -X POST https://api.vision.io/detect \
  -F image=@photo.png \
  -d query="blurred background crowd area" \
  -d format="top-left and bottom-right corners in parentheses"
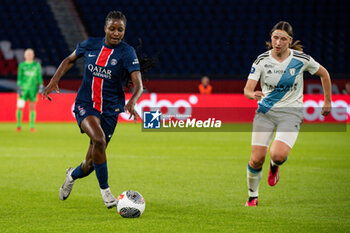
top-left (0, 0), bottom-right (349, 93)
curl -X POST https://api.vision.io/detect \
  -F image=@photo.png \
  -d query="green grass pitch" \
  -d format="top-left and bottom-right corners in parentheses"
top-left (0, 123), bottom-right (349, 232)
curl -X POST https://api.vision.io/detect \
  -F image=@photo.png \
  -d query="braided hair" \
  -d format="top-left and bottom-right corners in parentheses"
top-left (125, 38), bottom-right (158, 90)
top-left (105, 10), bottom-right (127, 26)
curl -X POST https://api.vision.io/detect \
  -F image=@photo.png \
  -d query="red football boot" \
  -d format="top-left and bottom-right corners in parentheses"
top-left (245, 197), bottom-right (258, 206)
top-left (268, 162), bottom-right (279, 186)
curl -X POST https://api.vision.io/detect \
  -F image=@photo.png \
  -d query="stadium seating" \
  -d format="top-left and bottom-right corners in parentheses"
top-left (0, 0), bottom-right (78, 76)
top-left (74, 0), bottom-right (349, 75)
top-left (0, 0), bottom-right (348, 81)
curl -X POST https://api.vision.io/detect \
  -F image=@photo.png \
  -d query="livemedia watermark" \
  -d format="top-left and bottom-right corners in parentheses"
top-left (141, 107), bottom-right (348, 132)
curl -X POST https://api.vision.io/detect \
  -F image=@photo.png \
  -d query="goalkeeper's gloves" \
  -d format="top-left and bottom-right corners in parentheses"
top-left (38, 84), bottom-right (44, 94)
top-left (17, 87), bottom-right (23, 96)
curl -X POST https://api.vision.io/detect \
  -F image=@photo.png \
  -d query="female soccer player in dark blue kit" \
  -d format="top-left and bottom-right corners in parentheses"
top-left (43, 11), bottom-right (151, 209)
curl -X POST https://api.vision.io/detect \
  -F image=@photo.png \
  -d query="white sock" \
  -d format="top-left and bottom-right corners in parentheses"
top-left (247, 165), bottom-right (262, 197)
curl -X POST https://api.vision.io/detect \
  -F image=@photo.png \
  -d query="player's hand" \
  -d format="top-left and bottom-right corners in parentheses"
top-left (43, 79), bottom-right (60, 101)
top-left (253, 91), bottom-right (264, 101)
top-left (321, 101), bottom-right (331, 116)
top-left (124, 100), bottom-right (140, 123)
top-left (17, 87), bottom-right (23, 96)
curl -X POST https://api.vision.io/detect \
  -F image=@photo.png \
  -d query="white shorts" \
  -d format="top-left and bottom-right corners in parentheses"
top-left (251, 111), bottom-right (303, 148)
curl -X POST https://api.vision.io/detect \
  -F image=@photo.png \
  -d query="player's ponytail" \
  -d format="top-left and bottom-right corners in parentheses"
top-left (125, 39), bottom-right (158, 91)
top-left (136, 39), bottom-right (158, 73)
top-left (290, 40), bottom-right (303, 51)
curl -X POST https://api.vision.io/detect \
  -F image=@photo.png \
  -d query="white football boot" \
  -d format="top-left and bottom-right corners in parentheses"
top-left (59, 167), bottom-right (75, 200)
top-left (101, 187), bottom-right (117, 209)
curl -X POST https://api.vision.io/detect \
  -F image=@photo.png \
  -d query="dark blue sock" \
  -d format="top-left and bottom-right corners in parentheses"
top-left (93, 161), bottom-right (109, 189)
top-left (274, 156), bottom-right (288, 165)
top-left (71, 163), bottom-right (93, 180)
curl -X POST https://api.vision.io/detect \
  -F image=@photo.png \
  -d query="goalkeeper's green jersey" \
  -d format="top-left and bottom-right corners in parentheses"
top-left (17, 61), bottom-right (43, 90)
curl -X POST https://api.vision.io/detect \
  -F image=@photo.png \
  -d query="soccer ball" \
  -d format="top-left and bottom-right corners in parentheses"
top-left (116, 191), bottom-right (145, 218)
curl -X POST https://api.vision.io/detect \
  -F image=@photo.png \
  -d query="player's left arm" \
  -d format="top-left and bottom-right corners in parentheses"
top-left (124, 71), bottom-right (143, 121)
top-left (314, 65), bottom-right (332, 116)
top-left (37, 63), bottom-right (44, 94)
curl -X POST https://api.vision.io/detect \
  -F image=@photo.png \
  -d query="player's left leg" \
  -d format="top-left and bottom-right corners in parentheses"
top-left (268, 117), bottom-right (301, 186)
top-left (71, 142), bottom-right (95, 180)
top-left (29, 101), bottom-right (36, 132)
top-left (80, 115), bottom-right (118, 208)
top-left (268, 140), bottom-right (292, 186)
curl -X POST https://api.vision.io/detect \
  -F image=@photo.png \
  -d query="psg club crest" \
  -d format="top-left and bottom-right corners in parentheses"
top-left (110, 59), bottom-right (118, 66)
top-left (78, 106), bottom-right (86, 116)
top-left (143, 110), bottom-right (161, 129)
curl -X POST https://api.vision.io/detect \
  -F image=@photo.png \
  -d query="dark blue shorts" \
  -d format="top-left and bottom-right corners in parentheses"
top-left (73, 104), bottom-right (118, 143)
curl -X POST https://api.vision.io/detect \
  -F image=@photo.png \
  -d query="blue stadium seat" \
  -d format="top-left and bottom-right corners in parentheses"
top-left (0, 0), bottom-right (77, 75)
top-left (3, 0), bottom-right (345, 77)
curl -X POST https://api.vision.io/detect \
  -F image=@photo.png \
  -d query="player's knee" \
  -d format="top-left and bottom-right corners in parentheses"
top-left (270, 150), bottom-right (287, 164)
top-left (249, 157), bottom-right (265, 169)
top-left (91, 136), bottom-right (106, 150)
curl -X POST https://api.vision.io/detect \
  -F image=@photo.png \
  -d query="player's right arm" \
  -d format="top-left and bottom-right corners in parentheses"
top-left (17, 63), bottom-right (24, 94)
top-left (244, 79), bottom-right (264, 101)
top-left (43, 51), bottom-right (79, 100)
top-left (244, 63), bottom-right (264, 101)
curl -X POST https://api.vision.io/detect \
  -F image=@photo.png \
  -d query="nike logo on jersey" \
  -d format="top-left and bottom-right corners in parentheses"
top-left (88, 53), bottom-right (96, 57)
top-left (132, 58), bottom-right (139, 64)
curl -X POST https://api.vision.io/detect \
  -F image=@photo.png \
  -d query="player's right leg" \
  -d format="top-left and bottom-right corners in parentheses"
top-left (246, 145), bottom-right (268, 206)
top-left (59, 143), bottom-right (95, 200)
top-left (59, 106), bottom-right (100, 201)
top-left (16, 97), bottom-right (26, 132)
top-left (59, 167), bottom-right (75, 200)
top-left (245, 112), bottom-right (274, 206)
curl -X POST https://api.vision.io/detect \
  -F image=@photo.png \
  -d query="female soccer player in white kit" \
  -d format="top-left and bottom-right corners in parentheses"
top-left (243, 21), bottom-right (332, 206)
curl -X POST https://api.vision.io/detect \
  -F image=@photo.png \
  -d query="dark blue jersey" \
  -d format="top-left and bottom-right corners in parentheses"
top-left (75, 37), bottom-right (140, 116)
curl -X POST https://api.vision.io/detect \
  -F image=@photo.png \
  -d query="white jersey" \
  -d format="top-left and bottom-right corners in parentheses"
top-left (248, 49), bottom-right (320, 114)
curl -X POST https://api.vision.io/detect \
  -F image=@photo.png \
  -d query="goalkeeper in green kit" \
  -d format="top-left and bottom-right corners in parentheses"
top-left (16, 48), bottom-right (44, 132)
